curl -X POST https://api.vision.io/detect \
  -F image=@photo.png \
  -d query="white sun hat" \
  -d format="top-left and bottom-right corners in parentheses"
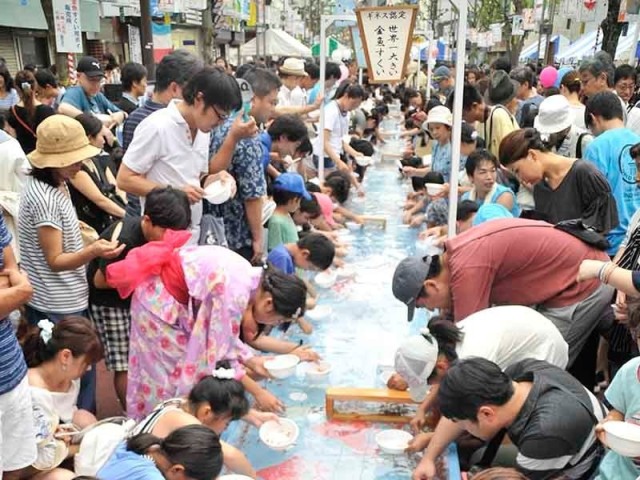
top-left (534, 94), bottom-right (575, 135)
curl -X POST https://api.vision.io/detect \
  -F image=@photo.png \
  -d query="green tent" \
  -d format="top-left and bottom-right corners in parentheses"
top-left (311, 37), bottom-right (341, 57)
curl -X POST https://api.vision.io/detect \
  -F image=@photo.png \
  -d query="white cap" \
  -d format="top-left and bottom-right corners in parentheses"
top-left (423, 106), bottom-right (453, 128)
top-left (534, 94), bottom-right (574, 135)
top-left (394, 328), bottom-right (439, 402)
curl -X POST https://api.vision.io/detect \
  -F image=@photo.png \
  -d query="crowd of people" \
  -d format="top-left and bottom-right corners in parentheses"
top-left (1, 44), bottom-right (640, 480)
top-left (387, 53), bottom-right (640, 480)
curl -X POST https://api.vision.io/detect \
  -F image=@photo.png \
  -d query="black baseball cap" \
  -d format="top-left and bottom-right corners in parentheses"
top-left (77, 56), bottom-right (105, 78)
top-left (392, 255), bottom-right (434, 322)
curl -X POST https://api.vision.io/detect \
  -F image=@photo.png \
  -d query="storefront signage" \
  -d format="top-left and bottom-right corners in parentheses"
top-left (52, 0), bottom-right (83, 53)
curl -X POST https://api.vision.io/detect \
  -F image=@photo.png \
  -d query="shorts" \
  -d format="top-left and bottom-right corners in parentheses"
top-left (90, 304), bottom-right (131, 372)
top-left (0, 375), bottom-right (37, 474)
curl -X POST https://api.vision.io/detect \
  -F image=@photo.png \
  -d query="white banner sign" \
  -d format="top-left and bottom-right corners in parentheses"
top-left (356, 5), bottom-right (418, 84)
top-left (512, 15), bottom-right (524, 36)
top-left (128, 25), bottom-right (143, 63)
top-left (52, 0), bottom-right (83, 53)
top-left (468, 28), bottom-right (478, 43)
top-left (490, 23), bottom-right (502, 43)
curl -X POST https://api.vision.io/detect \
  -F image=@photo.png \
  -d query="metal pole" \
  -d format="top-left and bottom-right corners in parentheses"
top-left (319, 16), bottom-right (328, 182)
top-left (416, 46), bottom-right (422, 90)
top-left (447, 0), bottom-right (467, 238)
top-left (358, 68), bottom-right (363, 84)
top-left (535, 0), bottom-right (547, 63)
top-left (425, 38), bottom-right (432, 100)
top-left (629, 16), bottom-right (640, 66)
top-left (542, 0), bottom-right (557, 64)
top-left (140, 0), bottom-right (156, 80)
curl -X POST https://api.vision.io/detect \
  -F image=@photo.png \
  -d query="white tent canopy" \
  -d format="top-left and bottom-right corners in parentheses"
top-left (556, 25), bottom-right (638, 63)
top-left (240, 29), bottom-right (311, 57)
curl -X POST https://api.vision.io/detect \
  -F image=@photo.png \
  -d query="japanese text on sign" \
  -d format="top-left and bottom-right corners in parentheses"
top-left (356, 5), bottom-right (418, 84)
top-left (52, 0), bottom-right (83, 53)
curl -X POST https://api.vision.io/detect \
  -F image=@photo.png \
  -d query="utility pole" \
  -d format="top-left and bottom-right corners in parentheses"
top-left (535, 0), bottom-right (547, 63)
top-left (542, 0), bottom-right (556, 64)
top-left (140, 0), bottom-right (156, 79)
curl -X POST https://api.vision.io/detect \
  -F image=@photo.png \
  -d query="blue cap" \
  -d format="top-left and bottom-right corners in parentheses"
top-left (555, 66), bottom-right (573, 88)
top-left (273, 173), bottom-right (312, 201)
top-left (472, 203), bottom-right (513, 226)
top-left (433, 65), bottom-right (450, 81)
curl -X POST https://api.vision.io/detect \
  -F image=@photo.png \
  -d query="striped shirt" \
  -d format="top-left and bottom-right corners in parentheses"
top-left (0, 215), bottom-right (27, 395)
top-left (122, 100), bottom-right (165, 150)
top-left (18, 178), bottom-right (88, 313)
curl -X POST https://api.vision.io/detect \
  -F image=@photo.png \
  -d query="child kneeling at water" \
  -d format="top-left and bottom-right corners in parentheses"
top-left (132, 367), bottom-right (275, 479)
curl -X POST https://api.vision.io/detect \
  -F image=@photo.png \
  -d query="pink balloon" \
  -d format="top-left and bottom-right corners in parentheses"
top-left (539, 66), bottom-right (558, 89)
top-left (339, 64), bottom-right (349, 83)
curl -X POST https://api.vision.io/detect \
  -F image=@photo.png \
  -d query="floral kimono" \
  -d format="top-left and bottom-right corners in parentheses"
top-left (107, 230), bottom-right (261, 419)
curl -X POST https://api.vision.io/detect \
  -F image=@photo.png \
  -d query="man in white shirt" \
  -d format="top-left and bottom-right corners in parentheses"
top-left (276, 58), bottom-right (322, 116)
top-left (117, 67), bottom-right (253, 242)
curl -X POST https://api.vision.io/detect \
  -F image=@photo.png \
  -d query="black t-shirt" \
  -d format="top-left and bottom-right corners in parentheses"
top-left (533, 159), bottom-right (619, 233)
top-left (7, 104), bottom-right (55, 154)
top-left (87, 216), bottom-right (146, 308)
top-left (505, 359), bottom-right (603, 480)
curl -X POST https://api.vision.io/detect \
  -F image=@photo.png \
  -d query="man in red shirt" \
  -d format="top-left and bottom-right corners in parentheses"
top-left (392, 219), bottom-right (612, 371)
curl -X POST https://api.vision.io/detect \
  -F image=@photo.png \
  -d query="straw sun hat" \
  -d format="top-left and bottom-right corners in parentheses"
top-left (28, 115), bottom-right (101, 169)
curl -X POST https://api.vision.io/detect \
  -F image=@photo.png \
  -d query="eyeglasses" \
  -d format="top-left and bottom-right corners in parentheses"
top-left (213, 105), bottom-right (229, 121)
top-left (618, 82), bottom-right (636, 92)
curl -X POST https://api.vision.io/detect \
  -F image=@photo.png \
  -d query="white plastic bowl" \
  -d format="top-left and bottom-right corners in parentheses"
top-left (422, 154), bottom-right (432, 166)
top-left (306, 361), bottom-right (332, 381)
top-left (603, 421), bottom-right (640, 457)
top-left (204, 180), bottom-right (232, 204)
top-left (315, 270), bottom-right (337, 289)
top-left (264, 354), bottom-right (300, 379)
top-left (425, 183), bottom-right (445, 196)
top-left (336, 265), bottom-right (356, 279)
top-left (259, 418), bottom-right (299, 451)
top-left (345, 221), bottom-right (363, 232)
top-left (218, 476), bottom-right (255, 480)
top-left (305, 304), bottom-right (332, 321)
top-left (355, 155), bottom-right (373, 167)
top-left (375, 429), bottom-right (413, 455)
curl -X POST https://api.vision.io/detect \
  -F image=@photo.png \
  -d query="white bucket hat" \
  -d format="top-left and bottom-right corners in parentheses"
top-left (534, 94), bottom-right (574, 135)
top-left (279, 58), bottom-right (308, 77)
top-left (393, 328), bottom-right (439, 402)
top-left (422, 106), bottom-right (452, 129)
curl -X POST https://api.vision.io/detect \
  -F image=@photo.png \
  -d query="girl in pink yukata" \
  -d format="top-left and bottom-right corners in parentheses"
top-left (106, 229), bottom-right (307, 419)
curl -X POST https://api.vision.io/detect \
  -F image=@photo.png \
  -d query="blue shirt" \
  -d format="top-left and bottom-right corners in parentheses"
top-left (596, 357), bottom-right (640, 480)
top-left (431, 141), bottom-right (454, 183)
top-left (209, 118), bottom-right (267, 251)
top-left (307, 83), bottom-right (321, 105)
top-left (267, 244), bottom-right (295, 274)
top-left (461, 183), bottom-right (521, 218)
top-left (60, 86), bottom-right (121, 116)
top-left (0, 215), bottom-right (26, 395)
top-left (98, 442), bottom-right (163, 480)
top-left (584, 127), bottom-right (640, 255)
top-left (259, 131), bottom-right (273, 170)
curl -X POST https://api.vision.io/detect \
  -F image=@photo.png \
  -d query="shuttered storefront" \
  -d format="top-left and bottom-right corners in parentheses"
top-left (0, 30), bottom-right (18, 73)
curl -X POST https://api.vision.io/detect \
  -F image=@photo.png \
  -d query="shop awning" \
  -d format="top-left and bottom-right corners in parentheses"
top-left (80, 0), bottom-right (101, 32)
top-left (0, 0), bottom-right (48, 30)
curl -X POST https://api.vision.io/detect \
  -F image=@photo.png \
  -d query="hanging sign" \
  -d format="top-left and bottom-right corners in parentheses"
top-left (490, 23), bottom-right (503, 43)
top-left (355, 5), bottom-right (418, 84)
top-left (52, 0), bottom-right (83, 53)
top-left (512, 15), bottom-right (525, 36)
top-left (128, 25), bottom-right (143, 63)
top-left (522, 8), bottom-right (536, 30)
top-left (468, 28), bottom-right (478, 43)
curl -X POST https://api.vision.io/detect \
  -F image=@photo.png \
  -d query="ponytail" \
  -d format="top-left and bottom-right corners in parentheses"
top-left (126, 432), bottom-right (163, 454)
top-left (427, 317), bottom-right (463, 362)
top-left (21, 316), bottom-right (104, 368)
top-left (261, 264), bottom-right (307, 321)
top-left (14, 70), bottom-right (36, 124)
top-left (189, 364), bottom-right (250, 420)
